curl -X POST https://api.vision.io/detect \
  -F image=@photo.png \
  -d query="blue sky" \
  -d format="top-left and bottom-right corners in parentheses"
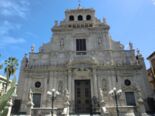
top-left (0, 0), bottom-right (155, 78)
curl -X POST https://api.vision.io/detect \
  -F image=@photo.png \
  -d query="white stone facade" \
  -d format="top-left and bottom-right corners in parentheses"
top-left (0, 75), bottom-right (12, 95)
top-left (16, 8), bottom-right (153, 115)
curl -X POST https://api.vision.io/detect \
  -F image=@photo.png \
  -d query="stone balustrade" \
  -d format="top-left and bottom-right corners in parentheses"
top-left (31, 107), bottom-right (63, 116)
top-left (25, 50), bottom-right (142, 71)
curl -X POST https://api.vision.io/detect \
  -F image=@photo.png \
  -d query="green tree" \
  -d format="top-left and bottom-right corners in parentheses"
top-left (0, 77), bottom-right (16, 116)
top-left (0, 56), bottom-right (17, 116)
top-left (4, 57), bottom-right (18, 90)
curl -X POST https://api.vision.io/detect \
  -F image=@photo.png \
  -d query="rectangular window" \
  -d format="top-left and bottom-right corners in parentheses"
top-left (77, 88), bottom-right (81, 97)
top-left (125, 92), bottom-right (136, 106)
top-left (33, 93), bottom-right (41, 107)
top-left (76, 39), bottom-right (86, 55)
top-left (12, 99), bottom-right (21, 114)
top-left (85, 88), bottom-right (89, 97)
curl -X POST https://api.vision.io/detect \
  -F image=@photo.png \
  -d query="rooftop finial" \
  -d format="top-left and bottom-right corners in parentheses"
top-left (78, 0), bottom-right (81, 9)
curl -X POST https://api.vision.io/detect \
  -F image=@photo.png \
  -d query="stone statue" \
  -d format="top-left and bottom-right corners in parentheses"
top-left (136, 48), bottom-right (140, 55)
top-left (136, 87), bottom-right (145, 113)
top-left (136, 49), bottom-right (142, 64)
top-left (55, 20), bottom-right (58, 26)
top-left (27, 89), bottom-right (34, 115)
top-left (60, 38), bottom-right (64, 48)
top-left (24, 54), bottom-right (28, 67)
top-left (64, 88), bottom-right (70, 107)
top-left (28, 89), bottom-right (33, 102)
top-left (58, 80), bottom-right (63, 93)
top-left (31, 44), bottom-right (35, 53)
top-left (99, 88), bottom-right (107, 114)
top-left (64, 88), bottom-right (69, 100)
top-left (98, 38), bottom-right (102, 46)
top-left (129, 42), bottom-right (133, 50)
top-left (119, 44), bottom-right (124, 49)
top-left (99, 88), bottom-right (104, 101)
top-left (137, 87), bottom-right (144, 103)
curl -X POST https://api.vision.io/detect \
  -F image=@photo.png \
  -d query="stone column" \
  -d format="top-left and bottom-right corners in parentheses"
top-left (93, 68), bottom-right (98, 98)
top-left (137, 98), bottom-right (146, 115)
top-left (49, 72), bottom-right (53, 90)
top-left (99, 88), bottom-right (108, 116)
top-left (54, 72), bottom-right (57, 89)
top-left (7, 98), bottom-right (13, 116)
top-left (27, 89), bottom-right (34, 115)
top-left (27, 101), bottom-right (34, 115)
top-left (62, 89), bottom-right (70, 116)
top-left (135, 87), bottom-right (146, 115)
top-left (68, 70), bottom-right (72, 97)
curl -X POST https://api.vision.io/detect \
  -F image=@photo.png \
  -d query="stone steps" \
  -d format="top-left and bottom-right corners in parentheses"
top-left (12, 114), bottom-right (101, 116)
top-left (70, 114), bottom-right (100, 116)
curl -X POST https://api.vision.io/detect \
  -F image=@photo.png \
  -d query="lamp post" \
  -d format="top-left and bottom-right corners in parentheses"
top-left (47, 89), bottom-right (59, 116)
top-left (109, 87), bottom-right (122, 116)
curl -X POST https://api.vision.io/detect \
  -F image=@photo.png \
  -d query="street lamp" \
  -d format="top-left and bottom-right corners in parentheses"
top-left (47, 89), bottom-right (60, 116)
top-left (109, 87), bottom-right (122, 116)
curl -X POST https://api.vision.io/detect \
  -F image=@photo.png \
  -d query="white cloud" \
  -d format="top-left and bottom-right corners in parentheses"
top-left (0, 0), bottom-right (30, 18)
top-left (0, 21), bottom-right (26, 47)
top-left (0, 0), bottom-right (30, 47)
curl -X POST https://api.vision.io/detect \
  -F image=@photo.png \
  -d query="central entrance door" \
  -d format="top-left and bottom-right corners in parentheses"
top-left (75, 80), bottom-right (91, 113)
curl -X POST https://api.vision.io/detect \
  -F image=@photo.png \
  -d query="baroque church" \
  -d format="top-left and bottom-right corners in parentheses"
top-left (16, 6), bottom-right (153, 116)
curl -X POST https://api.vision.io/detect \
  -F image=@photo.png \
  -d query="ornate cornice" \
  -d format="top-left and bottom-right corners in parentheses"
top-left (23, 62), bottom-right (142, 73)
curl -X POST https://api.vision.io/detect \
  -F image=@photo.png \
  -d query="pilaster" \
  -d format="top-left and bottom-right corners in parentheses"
top-left (92, 67), bottom-right (98, 98)
top-left (68, 69), bottom-right (72, 97)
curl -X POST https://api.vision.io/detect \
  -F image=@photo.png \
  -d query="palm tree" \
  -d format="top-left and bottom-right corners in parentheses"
top-left (4, 57), bottom-right (18, 90)
top-left (0, 64), bottom-right (2, 70)
top-left (0, 54), bottom-right (2, 70)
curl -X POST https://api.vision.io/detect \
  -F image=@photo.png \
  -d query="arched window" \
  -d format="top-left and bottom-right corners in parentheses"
top-left (86, 15), bottom-right (91, 20)
top-left (69, 15), bottom-right (74, 21)
top-left (78, 15), bottom-right (83, 21)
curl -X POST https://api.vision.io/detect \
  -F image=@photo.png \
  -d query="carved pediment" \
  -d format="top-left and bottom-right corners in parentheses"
top-left (73, 68), bottom-right (91, 77)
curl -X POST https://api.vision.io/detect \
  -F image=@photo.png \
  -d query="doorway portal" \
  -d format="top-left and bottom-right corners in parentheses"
top-left (75, 80), bottom-right (91, 113)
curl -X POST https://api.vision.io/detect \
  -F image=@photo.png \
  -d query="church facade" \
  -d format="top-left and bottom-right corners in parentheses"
top-left (16, 7), bottom-right (153, 115)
